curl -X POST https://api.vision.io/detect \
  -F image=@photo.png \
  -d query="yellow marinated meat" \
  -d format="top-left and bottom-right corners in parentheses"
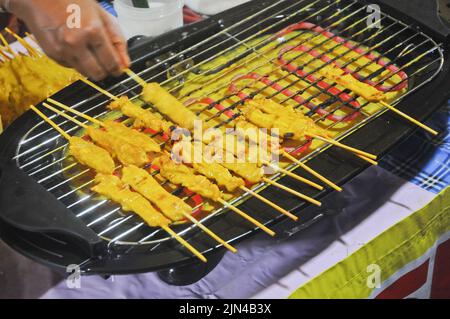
top-left (86, 127), bottom-right (149, 167)
top-left (173, 139), bottom-right (245, 192)
top-left (319, 65), bottom-right (386, 102)
top-left (240, 99), bottom-right (326, 140)
top-left (108, 96), bottom-right (172, 132)
top-left (192, 162), bottom-right (244, 192)
top-left (0, 54), bottom-right (79, 127)
top-left (221, 160), bottom-right (264, 184)
top-left (68, 136), bottom-right (115, 174)
top-left (142, 83), bottom-right (201, 130)
top-left (103, 120), bottom-right (161, 153)
top-left (92, 174), bottom-right (170, 227)
top-left (154, 155), bottom-right (222, 201)
top-left (122, 165), bottom-right (190, 221)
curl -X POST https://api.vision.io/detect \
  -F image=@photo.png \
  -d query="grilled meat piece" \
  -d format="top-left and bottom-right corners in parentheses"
top-left (86, 127), bottom-right (149, 167)
top-left (122, 165), bottom-right (191, 222)
top-left (319, 65), bottom-right (386, 102)
top-left (154, 155), bottom-right (222, 201)
top-left (92, 174), bottom-right (170, 227)
top-left (68, 136), bottom-right (115, 174)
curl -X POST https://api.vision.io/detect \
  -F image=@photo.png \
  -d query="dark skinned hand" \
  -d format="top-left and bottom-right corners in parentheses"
top-left (7, 0), bottom-right (130, 80)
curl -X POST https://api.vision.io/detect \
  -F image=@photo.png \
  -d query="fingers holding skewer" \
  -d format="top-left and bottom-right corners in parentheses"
top-left (262, 177), bottom-right (322, 207)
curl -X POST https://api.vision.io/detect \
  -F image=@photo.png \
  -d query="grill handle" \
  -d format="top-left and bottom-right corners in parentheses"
top-left (0, 161), bottom-right (106, 258)
top-left (374, 0), bottom-right (450, 43)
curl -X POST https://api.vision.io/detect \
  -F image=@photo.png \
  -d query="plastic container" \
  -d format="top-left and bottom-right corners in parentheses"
top-left (114, 0), bottom-right (184, 39)
top-left (184, 0), bottom-right (251, 15)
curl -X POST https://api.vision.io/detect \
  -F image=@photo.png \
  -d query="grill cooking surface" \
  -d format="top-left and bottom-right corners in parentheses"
top-left (10, 0), bottom-right (445, 259)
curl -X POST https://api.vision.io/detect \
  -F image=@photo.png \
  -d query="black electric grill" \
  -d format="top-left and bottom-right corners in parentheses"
top-left (0, 0), bottom-right (449, 283)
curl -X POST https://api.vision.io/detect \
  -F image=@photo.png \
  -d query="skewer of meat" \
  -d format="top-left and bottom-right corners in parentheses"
top-left (121, 165), bottom-right (237, 252)
top-left (91, 173), bottom-right (207, 262)
top-left (319, 64), bottom-right (438, 136)
top-left (232, 117), bottom-right (343, 192)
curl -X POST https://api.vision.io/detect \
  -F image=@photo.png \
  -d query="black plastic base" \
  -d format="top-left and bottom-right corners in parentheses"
top-left (157, 249), bottom-right (227, 286)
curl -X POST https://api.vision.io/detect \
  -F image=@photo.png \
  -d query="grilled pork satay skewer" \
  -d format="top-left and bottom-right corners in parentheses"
top-left (4, 28), bottom-right (40, 58)
top-left (92, 174), bottom-right (207, 262)
top-left (47, 98), bottom-right (163, 153)
top-left (29, 105), bottom-right (115, 174)
top-left (239, 98), bottom-right (378, 161)
top-left (319, 64), bottom-right (438, 136)
top-left (44, 102), bottom-right (282, 233)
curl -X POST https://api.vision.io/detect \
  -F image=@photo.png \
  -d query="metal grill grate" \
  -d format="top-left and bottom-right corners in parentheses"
top-left (12, 0), bottom-right (444, 254)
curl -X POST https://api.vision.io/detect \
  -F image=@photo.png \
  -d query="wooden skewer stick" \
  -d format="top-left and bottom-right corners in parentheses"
top-left (182, 212), bottom-right (237, 253)
top-left (162, 225), bottom-right (207, 262)
top-left (264, 161), bottom-right (323, 191)
top-left (0, 33), bottom-right (16, 57)
top-left (281, 151), bottom-right (342, 192)
top-left (217, 198), bottom-right (275, 236)
top-left (262, 177), bottom-right (321, 207)
top-left (379, 101), bottom-right (438, 136)
top-left (0, 47), bottom-right (11, 60)
top-left (79, 77), bottom-right (119, 101)
top-left (124, 68), bottom-right (148, 87)
top-left (47, 98), bottom-right (104, 126)
top-left (240, 186), bottom-right (298, 221)
top-left (356, 154), bottom-right (378, 165)
top-left (4, 28), bottom-right (39, 57)
top-left (29, 105), bottom-right (71, 140)
top-left (309, 134), bottom-right (377, 160)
